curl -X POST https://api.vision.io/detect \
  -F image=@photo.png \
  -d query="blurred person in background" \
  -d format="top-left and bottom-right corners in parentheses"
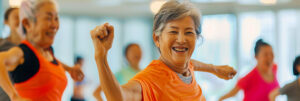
top-left (0, 7), bottom-right (21, 101)
top-left (0, 7), bottom-right (22, 51)
top-left (269, 56), bottom-right (300, 101)
top-left (219, 39), bottom-right (279, 101)
top-left (71, 56), bottom-right (86, 101)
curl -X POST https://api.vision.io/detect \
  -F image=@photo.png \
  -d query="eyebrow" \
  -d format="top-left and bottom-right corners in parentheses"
top-left (45, 12), bottom-right (57, 16)
top-left (170, 26), bottom-right (179, 29)
top-left (169, 26), bottom-right (194, 31)
top-left (185, 27), bottom-right (194, 30)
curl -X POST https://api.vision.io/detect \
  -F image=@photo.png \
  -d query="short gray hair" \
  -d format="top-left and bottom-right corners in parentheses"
top-left (19, 0), bottom-right (58, 34)
top-left (153, 1), bottom-right (201, 37)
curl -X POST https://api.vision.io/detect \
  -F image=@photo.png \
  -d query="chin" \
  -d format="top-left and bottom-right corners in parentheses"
top-left (173, 58), bottom-right (189, 65)
top-left (43, 41), bottom-right (54, 48)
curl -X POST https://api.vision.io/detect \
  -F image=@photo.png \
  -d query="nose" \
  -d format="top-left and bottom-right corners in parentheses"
top-left (176, 32), bottom-right (186, 44)
top-left (50, 18), bottom-right (59, 31)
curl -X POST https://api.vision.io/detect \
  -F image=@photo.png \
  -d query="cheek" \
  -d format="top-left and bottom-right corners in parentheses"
top-left (188, 38), bottom-right (196, 51)
top-left (159, 38), bottom-right (170, 50)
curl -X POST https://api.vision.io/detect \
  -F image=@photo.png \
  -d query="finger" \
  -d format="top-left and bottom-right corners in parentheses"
top-left (90, 27), bottom-right (98, 39)
top-left (94, 25), bottom-right (103, 39)
top-left (107, 24), bottom-right (114, 34)
top-left (107, 25), bottom-right (114, 41)
top-left (92, 26), bottom-right (101, 39)
top-left (103, 25), bottom-right (108, 37)
top-left (99, 28), bottom-right (105, 39)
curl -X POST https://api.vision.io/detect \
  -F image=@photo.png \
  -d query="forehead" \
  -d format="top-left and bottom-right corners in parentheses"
top-left (165, 16), bottom-right (195, 29)
top-left (36, 3), bottom-right (58, 15)
top-left (260, 46), bottom-right (273, 52)
top-left (9, 9), bottom-right (19, 16)
top-left (128, 45), bottom-right (141, 50)
top-left (11, 9), bottom-right (19, 14)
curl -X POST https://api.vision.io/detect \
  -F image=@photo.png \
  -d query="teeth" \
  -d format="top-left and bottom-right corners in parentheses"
top-left (173, 47), bottom-right (187, 52)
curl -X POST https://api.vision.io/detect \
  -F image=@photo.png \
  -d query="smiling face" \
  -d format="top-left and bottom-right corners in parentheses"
top-left (24, 2), bottom-right (59, 48)
top-left (154, 16), bottom-right (197, 68)
top-left (255, 45), bottom-right (274, 68)
top-left (126, 44), bottom-right (142, 67)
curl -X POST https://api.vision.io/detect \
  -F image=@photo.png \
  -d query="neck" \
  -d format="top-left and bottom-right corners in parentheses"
top-left (129, 63), bottom-right (140, 71)
top-left (26, 38), bottom-right (49, 52)
top-left (7, 31), bottom-right (22, 44)
top-left (159, 57), bottom-right (190, 76)
top-left (257, 64), bottom-right (272, 74)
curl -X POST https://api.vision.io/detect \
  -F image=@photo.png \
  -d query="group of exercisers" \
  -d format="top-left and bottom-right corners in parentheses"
top-left (0, 0), bottom-right (299, 101)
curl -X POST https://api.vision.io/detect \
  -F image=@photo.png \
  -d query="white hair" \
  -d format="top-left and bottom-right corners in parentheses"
top-left (19, 0), bottom-right (58, 35)
top-left (153, 1), bottom-right (202, 37)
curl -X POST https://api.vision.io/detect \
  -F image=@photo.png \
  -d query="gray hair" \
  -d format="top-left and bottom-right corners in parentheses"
top-left (153, 1), bottom-right (201, 37)
top-left (19, 0), bottom-right (58, 34)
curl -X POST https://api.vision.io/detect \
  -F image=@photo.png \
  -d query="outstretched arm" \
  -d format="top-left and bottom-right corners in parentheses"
top-left (61, 62), bottom-right (84, 81)
top-left (219, 85), bottom-right (240, 101)
top-left (191, 59), bottom-right (237, 80)
top-left (269, 88), bottom-right (280, 101)
top-left (93, 85), bottom-right (103, 101)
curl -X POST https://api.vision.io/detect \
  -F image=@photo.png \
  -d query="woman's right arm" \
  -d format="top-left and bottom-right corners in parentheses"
top-left (93, 85), bottom-right (103, 101)
top-left (269, 88), bottom-right (280, 101)
top-left (91, 23), bottom-right (142, 101)
top-left (219, 85), bottom-right (240, 101)
top-left (0, 47), bottom-right (29, 101)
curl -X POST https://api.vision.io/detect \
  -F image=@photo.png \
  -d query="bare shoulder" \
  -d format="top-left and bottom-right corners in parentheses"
top-left (4, 47), bottom-right (23, 57)
top-left (122, 80), bottom-right (142, 92)
top-left (121, 80), bottom-right (142, 101)
top-left (0, 47), bottom-right (24, 71)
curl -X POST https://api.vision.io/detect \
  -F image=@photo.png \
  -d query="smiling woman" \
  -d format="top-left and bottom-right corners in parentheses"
top-left (0, 0), bottom-right (84, 101)
top-left (89, 1), bottom-right (235, 101)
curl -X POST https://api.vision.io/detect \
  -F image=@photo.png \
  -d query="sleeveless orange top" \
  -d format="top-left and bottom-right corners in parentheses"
top-left (14, 40), bottom-right (68, 101)
top-left (131, 60), bottom-right (206, 101)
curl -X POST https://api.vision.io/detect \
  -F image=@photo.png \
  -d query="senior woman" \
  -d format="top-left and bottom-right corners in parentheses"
top-left (0, 0), bottom-right (83, 101)
top-left (90, 1), bottom-right (235, 101)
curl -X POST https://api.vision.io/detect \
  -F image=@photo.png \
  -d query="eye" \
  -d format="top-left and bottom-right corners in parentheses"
top-left (186, 32), bottom-right (194, 35)
top-left (169, 31), bottom-right (178, 34)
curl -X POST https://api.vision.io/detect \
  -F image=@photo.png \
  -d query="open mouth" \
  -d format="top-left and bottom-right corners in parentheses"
top-left (172, 47), bottom-right (188, 52)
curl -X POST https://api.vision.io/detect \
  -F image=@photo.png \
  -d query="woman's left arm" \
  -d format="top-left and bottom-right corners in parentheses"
top-left (269, 88), bottom-right (280, 101)
top-left (61, 62), bottom-right (84, 81)
top-left (191, 59), bottom-right (237, 80)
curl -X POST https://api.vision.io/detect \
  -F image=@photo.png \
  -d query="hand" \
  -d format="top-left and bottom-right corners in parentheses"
top-left (90, 23), bottom-right (114, 57)
top-left (213, 65), bottom-right (237, 80)
top-left (69, 64), bottom-right (84, 81)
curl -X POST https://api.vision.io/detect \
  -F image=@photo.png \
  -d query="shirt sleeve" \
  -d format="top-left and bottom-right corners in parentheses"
top-left (237, 71), bottom-right (254, 90)
top-left (237, 76), bottom-right (248, 90)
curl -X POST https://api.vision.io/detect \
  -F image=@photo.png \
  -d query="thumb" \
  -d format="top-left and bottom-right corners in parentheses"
top-left (107, 24), bottom-right (114, 35)
top-left (107, 25), bottom-right (114, 41)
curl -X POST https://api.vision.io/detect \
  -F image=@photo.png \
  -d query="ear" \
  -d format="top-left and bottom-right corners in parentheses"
top-left (153, 32), bottom-right (160, 48)
top-left (22, 18), bottom-right (31, 33)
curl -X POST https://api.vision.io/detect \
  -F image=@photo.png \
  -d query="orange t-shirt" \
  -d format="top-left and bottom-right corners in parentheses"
top-left (131, 60), bottom-right (206, 101)
top-left (14, 40), bottom-right (68, 101)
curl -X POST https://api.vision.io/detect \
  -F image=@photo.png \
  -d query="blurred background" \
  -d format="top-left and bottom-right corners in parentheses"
top-left (1, 0), bottom-right (300, 101)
